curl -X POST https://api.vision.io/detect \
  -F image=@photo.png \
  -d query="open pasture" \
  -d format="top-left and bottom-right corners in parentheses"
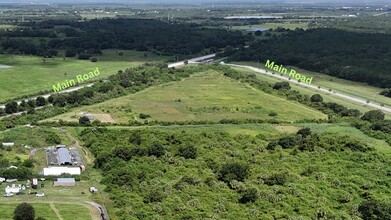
top-left (46, 70), bottom-right (326, 123)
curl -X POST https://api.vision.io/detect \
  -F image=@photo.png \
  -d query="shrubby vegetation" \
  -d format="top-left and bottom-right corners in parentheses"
top-left (78, 127), bottom-right (391, 219)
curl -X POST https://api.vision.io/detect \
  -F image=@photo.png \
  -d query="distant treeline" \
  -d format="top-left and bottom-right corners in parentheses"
top-left (227, 28), bottom-right (391, 88)
top-left (0, 18), bottom-right (247, 58)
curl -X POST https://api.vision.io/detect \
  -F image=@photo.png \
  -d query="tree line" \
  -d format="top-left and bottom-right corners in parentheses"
top-left (0, 18), bottom-right (248, 58)
top-left (226, 28), bottom-right (391, 88)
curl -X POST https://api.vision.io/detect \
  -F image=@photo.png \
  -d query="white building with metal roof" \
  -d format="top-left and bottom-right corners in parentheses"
top-left (43, 167), bottom-right (81, 176)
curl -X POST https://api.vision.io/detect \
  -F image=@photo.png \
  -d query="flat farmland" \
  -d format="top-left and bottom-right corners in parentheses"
top-left (46, 70), bottom-right (326, 123)
top-left (0, 50), bottom-right (168, 103)
top-left (0, 203), bottom-right (96, 220)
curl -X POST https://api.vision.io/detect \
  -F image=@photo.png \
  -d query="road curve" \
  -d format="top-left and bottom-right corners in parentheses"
top-left (227, 64), bottom-right (391, 114)
top-left (85, 201), bottom-right (109, 220)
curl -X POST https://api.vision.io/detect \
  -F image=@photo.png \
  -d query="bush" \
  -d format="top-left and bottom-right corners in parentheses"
top-left (268, 111), bottom-right (277, 117)
top-left (361, 110), bottom-right (385, 123)
top-left (14, 203), bottom-right (35, 220)
top-left (239, 188), bottom-right (259, 203)
top-left (148, 144), bottom-right (165, 157)
top-left (297, 127), bottom-right (311, 138)
top-left (90, 57), bottom-right (98, 62)
top-left (79, 116), bottom-right (91, 125)
top-left (266, 141), bottom-right (278, 150)
top-left (273, 82), bottom-right (291, 90)
top-left (263, 172), bottom-right (288, 186)
top-left (310, 94), bottom-right (323, 103)
top-left (278, 136), bottom-right (297, 149)
top-left (219, 162), bottom-right (249, 184)
top-left (22, 159), bottom-right (34, 168)
top-left (139, 113), bottom-right (151, 119)
top-left (177, 145), bottom-right (197, 159)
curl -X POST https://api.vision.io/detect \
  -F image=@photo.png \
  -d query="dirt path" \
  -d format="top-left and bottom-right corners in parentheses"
top-left (50, 203), bottom-right (64, 220)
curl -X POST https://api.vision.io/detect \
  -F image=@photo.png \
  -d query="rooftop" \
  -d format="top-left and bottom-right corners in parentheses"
top-left (56, 178), bottom-right (75, 182)
top-left (58, 147), bottom-right (71, 164)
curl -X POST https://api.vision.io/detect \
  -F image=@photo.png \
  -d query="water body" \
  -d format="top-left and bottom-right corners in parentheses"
top-left (247, 28), bottom-right (269, 32)
top-left (0, 65), bottom-right (12, 69)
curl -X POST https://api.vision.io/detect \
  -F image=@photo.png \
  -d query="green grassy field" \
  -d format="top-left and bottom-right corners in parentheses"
top-left (0, 202), bottom-right (95, 220)
top-left (46, 70), bottom-right (326, 123)
top-left (231, 64), bottom-right (391, 119)
top-left (0, 50), bottom-right (169, 103)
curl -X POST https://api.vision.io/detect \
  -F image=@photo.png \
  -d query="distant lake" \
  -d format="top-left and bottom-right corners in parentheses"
top-left (247, 28), bottom-right (269, 32)
top-left (0, 65), bottom-right (12, 69)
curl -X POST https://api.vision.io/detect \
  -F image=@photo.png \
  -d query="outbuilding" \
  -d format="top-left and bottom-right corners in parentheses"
top-left (43, 167), bottom-right (81, 176)
top-left (54, 178), bottom-right (76, 187)
top-left (85, 114), bottom-right (94, 120)
top-left (58, 147), bottom-right (72, 165)
top-left (2, 143), bottom-right (14, 147)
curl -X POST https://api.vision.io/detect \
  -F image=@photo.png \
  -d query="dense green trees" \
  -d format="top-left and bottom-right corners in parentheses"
top-left (310, 94), bottom-right (323, 103)
top-left (14, 203), bottom-right (35, 220)
top-left (228, 28), bottom-right (391, 88)
top-left (177, 145), bottom-right (197, 159)
top-left (218, 162), bottom-right (249, 184)
top-left (79, 116), bottom-right (91, 125)
top-left (1, 18), bottom-right (246, 57)
top-left (361, 110), bottom-right (385, 123)
top-left (5, 101), bottom-right (18, 114)
top-left (1, 167), bottom-right (32, 179)
top-left (35, 96), bottom-right (46, 106)
top-left (358, 200), bottom-right (391, 220)
top-left (77, 126), bottom-right (391, 219)
top-left (273, 81), bottom-right (291, 90)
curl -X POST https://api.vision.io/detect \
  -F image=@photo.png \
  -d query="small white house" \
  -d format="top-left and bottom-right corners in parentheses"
top-left (2, 143), bottom-right (14, 147)
top-left (0, 177), bottom-right (5, 182)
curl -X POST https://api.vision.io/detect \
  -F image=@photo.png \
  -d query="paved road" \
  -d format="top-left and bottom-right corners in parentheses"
top-left (227, 64), bottom-right (391, 114)
top-left (85, 201), bottom-right (109, 220)
top-left (168, 54), bottom-right (216, 68)
top-left (0, 83), bottom-right (94, 109)
top-left (1, 52), bottom-right (215, 108)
